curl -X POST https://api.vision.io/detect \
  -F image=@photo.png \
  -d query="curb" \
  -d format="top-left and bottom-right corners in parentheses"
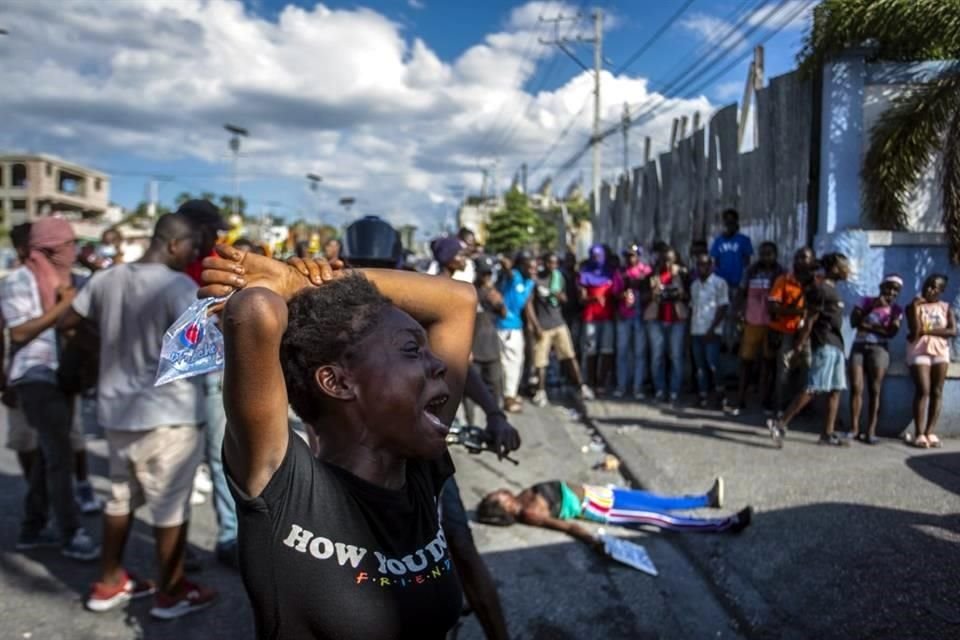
top-left (580, 399), bottom-right (772, 639)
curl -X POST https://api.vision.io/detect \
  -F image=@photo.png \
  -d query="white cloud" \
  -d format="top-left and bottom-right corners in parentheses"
top-left (678, 13), bottom-right (748, 53)
top-left (0, 0), bottom-right (711, 230)
top-left (407, 0), bottom-right (426, 10)
top-left (712, 80), bottom-right (743, 102)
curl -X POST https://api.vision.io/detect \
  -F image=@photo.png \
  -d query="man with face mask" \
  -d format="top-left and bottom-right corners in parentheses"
top-left (2, 218), bottom-right (100, 561)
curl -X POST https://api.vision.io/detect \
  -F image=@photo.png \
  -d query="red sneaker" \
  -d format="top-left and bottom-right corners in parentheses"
top-left (149, 579), bottom-right (217, 620)
top-left (85, 571), bottom-right (156, 613)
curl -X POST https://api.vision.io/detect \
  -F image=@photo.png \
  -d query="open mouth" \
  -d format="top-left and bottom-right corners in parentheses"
top-left (423, 394), bottom-right (450, 433)
top-left (425, 394), bottom-right (449, 416)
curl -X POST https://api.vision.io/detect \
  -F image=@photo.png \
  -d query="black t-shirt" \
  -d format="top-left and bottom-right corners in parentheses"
top-left (806, 281), bottom-right (845, 350)
top-left (473, 286), bottom-right (501, 362)
top-left (531, 481), bottom-right (563, 517)
top-left (228, 431), bottom-right (462, 640)
top-left (533, 273), bottom-right (565, 331)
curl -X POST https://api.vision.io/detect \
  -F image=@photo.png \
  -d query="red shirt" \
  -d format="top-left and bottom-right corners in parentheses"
top-left (582, 281), bottom-right (614, 322)
top-left (658, 270), bottom-right (676, 323)
top-left (186, 251), bottom-right (217, 286)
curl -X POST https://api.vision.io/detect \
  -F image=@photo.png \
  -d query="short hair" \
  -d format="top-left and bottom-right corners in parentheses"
top-left (722, 208), bottom-right (739, 221)
top-left (759, 241), bottom-right (778, 254)
top-left (280, 273), bottom-right (392, 425)
top-left (820, 252), bottom-right (849, 273)
top-left (152, 213), bottom-right (195, 243)
top-left (457, 227), bottom-right (475, 241)
top-left (542, 251), bottom-right (557, 262)
top-left (476, 494), bottom-right (516, 526)
top-left (923, 273), bottom-right (949, 290)
top-left (10, 223), bottom-right (31, 250)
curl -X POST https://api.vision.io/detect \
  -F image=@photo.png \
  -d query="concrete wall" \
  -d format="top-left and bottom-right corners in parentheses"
top-left (818, 53), bottom-right (960, 436)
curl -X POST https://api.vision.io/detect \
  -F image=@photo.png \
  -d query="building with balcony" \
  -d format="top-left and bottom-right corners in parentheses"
top-left (0, 153), bottom-right (110, 226)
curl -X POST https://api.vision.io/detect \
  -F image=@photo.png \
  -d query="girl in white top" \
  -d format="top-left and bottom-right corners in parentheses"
top-left (905, 274), bottom-right (956, 448)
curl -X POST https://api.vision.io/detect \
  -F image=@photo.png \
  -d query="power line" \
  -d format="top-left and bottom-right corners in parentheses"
top-left (614, 0), bottom-right (699, 75)
top-left (559, 0), bottom-right (812, 172)
top-left (528, 0), bottom-right (705, 183)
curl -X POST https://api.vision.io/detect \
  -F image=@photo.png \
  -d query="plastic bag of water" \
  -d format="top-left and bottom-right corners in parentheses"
top-left (155, 296), bottom-right (230, 386)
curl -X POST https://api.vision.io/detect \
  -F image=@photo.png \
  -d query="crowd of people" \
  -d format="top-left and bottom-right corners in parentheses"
top-left (430, 208), bottom-right (955, 449)
top-left (0, 199), bottom-right (953, 638)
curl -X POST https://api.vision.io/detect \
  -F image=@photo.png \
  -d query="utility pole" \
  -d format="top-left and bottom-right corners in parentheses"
top-left (737, 46), bottom-right (765, 150)
top-left (540, 8), bottom-right (603, 215)
top-left (621, 102), bottom-right (630, 178)
top-left (592, 9), bottom-right (602, 216)
top-left (521, 163), bottom-right (528, 194)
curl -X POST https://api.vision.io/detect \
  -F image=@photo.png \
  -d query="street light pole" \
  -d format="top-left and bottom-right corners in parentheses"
top-left (224, 124), bottom-right (249, 218)
top-left (306, 173), bottom-right (323, 224)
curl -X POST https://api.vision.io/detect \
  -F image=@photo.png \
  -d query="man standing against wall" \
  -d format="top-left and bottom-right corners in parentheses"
top-left (65, 214), bottom-right (216, 617)
top-left (711, 209), bottom-right (754, 352)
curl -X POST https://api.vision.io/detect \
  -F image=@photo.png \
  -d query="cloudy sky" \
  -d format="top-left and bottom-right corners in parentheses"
top-left (0, 0), bottom-right (816, 233)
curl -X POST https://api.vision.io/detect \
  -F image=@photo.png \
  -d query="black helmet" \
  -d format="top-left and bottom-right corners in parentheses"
top-left (343, 215), bottom-right (402, 268)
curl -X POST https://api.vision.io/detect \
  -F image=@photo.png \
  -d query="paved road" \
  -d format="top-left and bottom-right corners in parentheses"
top-left (0, 399), bottom-right (740, 640)
top-left (587, 397), bottom-right (960, 640)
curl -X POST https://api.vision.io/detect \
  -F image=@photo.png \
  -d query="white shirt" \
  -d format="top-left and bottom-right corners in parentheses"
top-left (690, 273), bottom-right (730, 336)
top-left (426, 257), bottom-right (476, 283)
top-left (1, 267), bottom-right (59, 383)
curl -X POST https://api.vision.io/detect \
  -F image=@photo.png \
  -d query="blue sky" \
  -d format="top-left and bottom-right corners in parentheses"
top-left (1, 0), bottom-right (816, 233)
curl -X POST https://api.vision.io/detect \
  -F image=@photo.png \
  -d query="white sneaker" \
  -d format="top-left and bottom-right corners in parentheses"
top-left (190, 489), bottom-right (206, 506)
top-left (580, 385), bottom-right (595, 400)
top-left (532, 390), bottom-right (548, 407)
top-left (193, 465), bottom-right (213, 494)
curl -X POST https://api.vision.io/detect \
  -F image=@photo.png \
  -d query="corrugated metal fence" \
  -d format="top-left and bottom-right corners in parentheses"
top-left (594, 70), bottom-right (814, 260)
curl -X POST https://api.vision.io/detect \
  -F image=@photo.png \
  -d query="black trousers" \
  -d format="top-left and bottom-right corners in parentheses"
top-left (18, 382), bottom-right (79, 537)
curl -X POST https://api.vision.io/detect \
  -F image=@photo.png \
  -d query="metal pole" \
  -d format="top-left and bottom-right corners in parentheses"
top-left (231, 138), bottom-right (240, 218)
top-left (592, 8), bottom-right (602, 216)
top-left (622, 102), bottom-right (630, 179)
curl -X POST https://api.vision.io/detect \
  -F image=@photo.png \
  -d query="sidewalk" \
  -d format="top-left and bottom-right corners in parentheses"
top-left (585, 397), bottom-right (960, 640)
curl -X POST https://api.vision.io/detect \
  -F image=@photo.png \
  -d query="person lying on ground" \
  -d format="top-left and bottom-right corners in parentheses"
top-left (477, 478), bottom-right (752, 549)
top-left (199, 244), bottom-right (476, 640)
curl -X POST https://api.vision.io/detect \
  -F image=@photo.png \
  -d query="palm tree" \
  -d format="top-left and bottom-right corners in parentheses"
top-left (800, 0), bottom-right (960, 262)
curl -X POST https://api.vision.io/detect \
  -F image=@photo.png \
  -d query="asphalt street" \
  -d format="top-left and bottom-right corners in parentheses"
top-left (587, 396), bottom-right (960, 640)
top-left (0, 399), bottom-right (742, 640)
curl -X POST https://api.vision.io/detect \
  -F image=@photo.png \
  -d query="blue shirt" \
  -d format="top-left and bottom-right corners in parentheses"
top-left (495, 269), bottom-right (535, 330)
top-left (710, 233), bottom-right (754, 288)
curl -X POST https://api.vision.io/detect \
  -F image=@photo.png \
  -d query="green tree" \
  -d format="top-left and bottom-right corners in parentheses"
top-left (484, 188), bottom-right (555, 255)
top-left (800, 0), bottom-right (960, 261)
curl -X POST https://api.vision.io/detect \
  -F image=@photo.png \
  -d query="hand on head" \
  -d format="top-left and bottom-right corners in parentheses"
top-left (199, 244), bottom-right (346, 303)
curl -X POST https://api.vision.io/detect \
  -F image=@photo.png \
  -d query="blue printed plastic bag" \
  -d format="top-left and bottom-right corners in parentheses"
top-left (155, 296), bottom-right (230, 386)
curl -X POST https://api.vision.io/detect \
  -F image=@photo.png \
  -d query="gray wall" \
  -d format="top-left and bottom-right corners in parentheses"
top-left (594, 70), bottom-right (814, 262)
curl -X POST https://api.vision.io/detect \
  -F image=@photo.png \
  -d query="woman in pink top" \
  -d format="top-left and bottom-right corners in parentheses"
top-left (906, 274), bottom-right (956, 448)
top-left (611, 245), bottom-right (652, 398)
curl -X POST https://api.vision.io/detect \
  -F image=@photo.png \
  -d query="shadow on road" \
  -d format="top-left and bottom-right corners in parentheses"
top-left (0, 468), bottom-right (251, 640)
top-left (905, 452), bottom-right (960, 497)
top-left (595, 415), bottom-right (787, 450)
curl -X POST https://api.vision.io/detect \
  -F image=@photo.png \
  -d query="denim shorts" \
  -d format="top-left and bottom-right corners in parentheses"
top-left (807, 345), bottom-right (847, 393)
top-left (582, 321), bottom-right (615, 356)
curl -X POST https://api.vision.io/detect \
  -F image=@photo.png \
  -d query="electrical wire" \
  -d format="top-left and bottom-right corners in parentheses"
top-left (558, 0), bottom-right (815, 172)
top-left (614, 0), bottom-right (699, 75)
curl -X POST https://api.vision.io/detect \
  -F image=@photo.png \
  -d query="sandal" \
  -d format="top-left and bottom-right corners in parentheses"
top-left (913, 435), bottom-right (930, 449)
top-left (927, 434), bottom-right (942, 448)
